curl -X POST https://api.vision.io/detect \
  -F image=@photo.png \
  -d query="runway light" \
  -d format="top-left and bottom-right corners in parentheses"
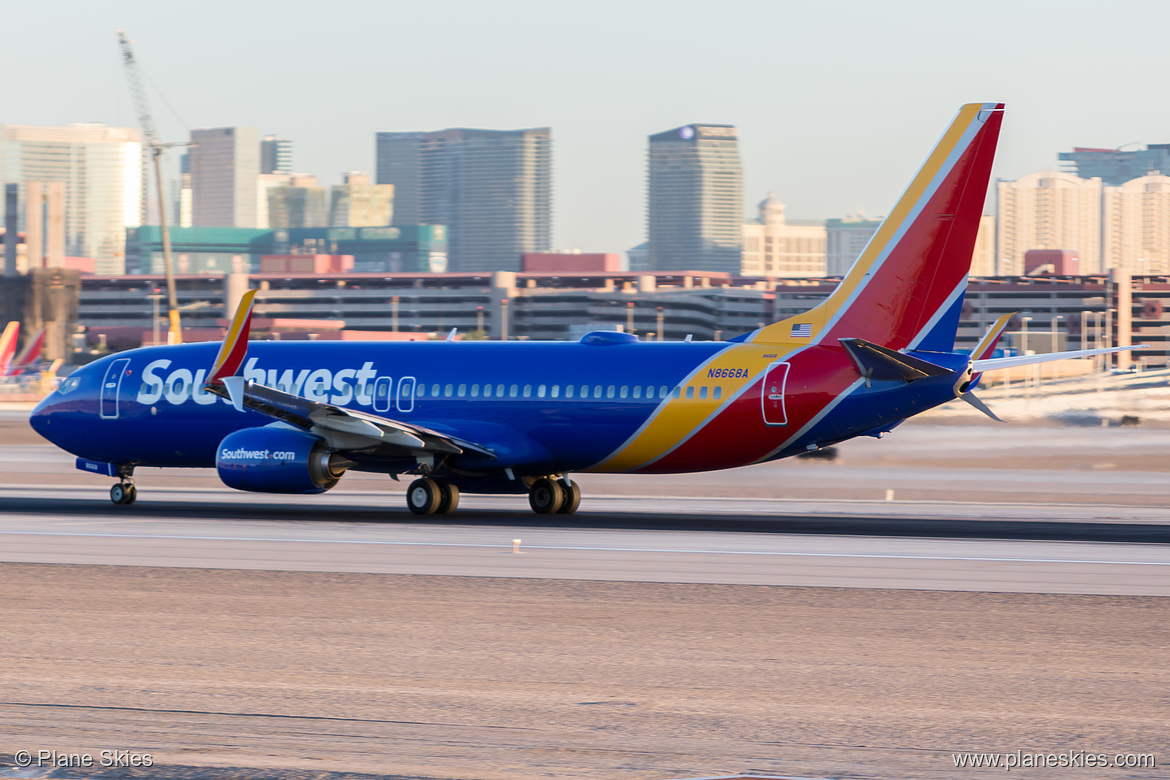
top-left (512, 539), bottom-right (522, 554)
top-left (885, 489), bottom-right (895, 502)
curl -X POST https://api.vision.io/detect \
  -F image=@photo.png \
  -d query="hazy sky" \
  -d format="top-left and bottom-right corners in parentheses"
top-left (4, 0), bottom-right (1168, 252)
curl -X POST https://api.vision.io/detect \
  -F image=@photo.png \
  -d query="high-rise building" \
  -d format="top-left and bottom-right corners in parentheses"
top-left (741, 193), bottom-right (826, 277)
top-left (971, 215), bottom-right (997, 277)
top-left (330, 172), bottom-right (394, 227)
top-left (825, 216), bottom-right (883, 277)
top-left (189, 127), bottom-right (260, 228)
top-left (260, 135), bottom-right (293, 175)
top-left (267, 175), bottom-right (328, 229)
top-left (1059, 145), bottom-right (1170, 186)
top-left (1103, 173), bottom-right (1170, 275)
top-left (0, 123), bottom-right (143, 274)
top-left (997, 172), bottom-right (1102, 275)
top-left (375, 127), bottom-right (552, 271)
top-left (647, 124), bottom-right (743, 273)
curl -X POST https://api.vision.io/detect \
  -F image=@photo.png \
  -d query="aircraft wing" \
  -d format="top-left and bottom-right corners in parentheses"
top-left (203, 287), bottom-right (494, 461)
top-left (209, 379), bottom-right (495, 459)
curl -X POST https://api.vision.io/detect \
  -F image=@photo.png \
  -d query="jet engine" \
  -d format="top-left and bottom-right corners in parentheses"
top-left (216, 427), bottom-right (349, 494)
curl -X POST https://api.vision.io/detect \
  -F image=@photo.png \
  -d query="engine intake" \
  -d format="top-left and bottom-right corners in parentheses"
top-left (216, 427), bottom-right (348, 494)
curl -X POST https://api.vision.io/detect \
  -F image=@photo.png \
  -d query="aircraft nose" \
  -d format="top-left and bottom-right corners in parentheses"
top-left (29, 391), bottom-right (56, 441)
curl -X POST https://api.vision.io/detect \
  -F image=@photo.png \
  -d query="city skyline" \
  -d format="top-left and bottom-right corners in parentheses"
top-left (5, 0), bottom-right (1169, 255)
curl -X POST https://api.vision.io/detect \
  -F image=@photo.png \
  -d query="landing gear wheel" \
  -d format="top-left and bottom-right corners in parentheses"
top-left (436, 480), bottom-right (460, 514)
top-left (528, 477), bottom-right (564, 514)
top-left (407, 478), bottom-right (442, 515)
top-left (110, 482), bottom-right (136, 506)
top-left (556, 480), bottom-right (581, 515)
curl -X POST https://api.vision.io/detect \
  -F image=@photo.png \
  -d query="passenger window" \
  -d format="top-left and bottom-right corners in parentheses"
top-left (431, 383), bottom-right (440, 397)
top-left (566, 385), bottom-right (575, 399)
top-left (497, 384), bottom-right (505, 397)
top-left (594, 385), bottom-right (603, 399)
top-left (633, 386), bottom-right (642, 399)
top-left (581, 384), bottom-right (589, 398)
top-left (471, 384), bottom-right (480, 397)
top-left (415, 384), bottom-right (425, 398)
top-left (620, 386), bottom-right (628, 399)
top-left (672, 387), bottom-right (681, 399)
top-left (659, 386), bottom-right (668, 398)
top-left (714, 386), bottom-right (722, 400)
top-left (523, 385), bottom-right (532, 398)
top-left (483, 384), bottom-right (492, 398)
top-left (686, 386), bottom-right (694, 399)
top-left (537, 384), bottom-right (546, 398)
top-left (457, 384), bottom-right (467, 397)
top-left (699, 386), bottom-right (708, 399)
top-left (551, 385), bottom-right (560, 398)
top-left (510, 384), bottom-right (519, 398)
top-left (607, 385), bottom-right (615, 398)
top-left (444, 384), bottom-right (454, 397)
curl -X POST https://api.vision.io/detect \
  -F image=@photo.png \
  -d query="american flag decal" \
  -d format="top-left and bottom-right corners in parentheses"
top-left (790, 323), bottom-right (812, 338)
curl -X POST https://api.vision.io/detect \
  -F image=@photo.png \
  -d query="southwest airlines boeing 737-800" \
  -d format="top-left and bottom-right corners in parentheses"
top-left (28, 104), bottom-right (1141, 514)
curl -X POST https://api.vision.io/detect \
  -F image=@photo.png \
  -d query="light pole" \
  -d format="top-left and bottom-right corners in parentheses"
top-left (626, 301), bottom-right (634, 334)
top-left (1021, 316), bottom-right (1032, 388)
top-left (501, 298), bottom-right (509, 341)
top-left (392, 295), bottom-right (399, 333)
top-left (476, 305), bottom-right (484, 336)
top-left (1049, 315), bottom-right (1062, 382)
top-left (656, 307), bottom-right (664, 341)
top-left (147, 290), bottom-right (163, 346)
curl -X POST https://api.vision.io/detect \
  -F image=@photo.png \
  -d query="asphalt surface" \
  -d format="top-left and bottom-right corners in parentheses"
top-left (2, 419), bottom-right (1168, 779)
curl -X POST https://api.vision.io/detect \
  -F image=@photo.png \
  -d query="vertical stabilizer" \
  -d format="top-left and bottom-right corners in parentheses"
top-left (751, 103), bottom-right (1004, 351)
top-left (0, 322), bottom-right (19, 376)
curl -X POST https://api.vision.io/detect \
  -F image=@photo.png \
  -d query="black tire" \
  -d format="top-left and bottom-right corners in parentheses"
top-left (407, 478), bottom-right (441, 515)
top-left (110, 483), bottom-right (127, 505)
top-left (124, 485), bottom-right (137, 505)
top-left (557, 480), bottom-right (581, 515)
top-left (528, 477), bottom-right (564, 514)
top-left (436, 480), bottom-right (460, 514)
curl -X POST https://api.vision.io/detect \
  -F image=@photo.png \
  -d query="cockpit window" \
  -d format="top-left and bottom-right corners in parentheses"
top-left (57, 375), bottom-right (81, 395)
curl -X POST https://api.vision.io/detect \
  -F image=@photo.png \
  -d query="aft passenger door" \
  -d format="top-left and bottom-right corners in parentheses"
top-left (100, 358), bottom-right (132, 420)
top-left (761, 362), bottom-right (790, 426)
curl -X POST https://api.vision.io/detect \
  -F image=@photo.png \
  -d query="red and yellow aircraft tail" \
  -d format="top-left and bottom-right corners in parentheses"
top-left (9, 327), bottom-right (45, 376)
top-left (750, 103), bottom-right (1004, 352)
top-left (0, 321), bottom-right (19, 377)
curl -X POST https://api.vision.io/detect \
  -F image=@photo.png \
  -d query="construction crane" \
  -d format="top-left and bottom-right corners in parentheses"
top-left (116, 30), bottom-right (190, 344)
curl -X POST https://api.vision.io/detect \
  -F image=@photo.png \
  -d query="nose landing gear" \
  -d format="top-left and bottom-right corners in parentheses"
top-left (110, 481), bottom-right (137, 505)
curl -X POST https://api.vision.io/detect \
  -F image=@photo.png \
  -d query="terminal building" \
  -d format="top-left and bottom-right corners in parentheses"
top-left (68, 270), bottom-right (1170, 371)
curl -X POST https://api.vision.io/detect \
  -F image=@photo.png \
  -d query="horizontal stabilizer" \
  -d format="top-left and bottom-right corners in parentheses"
top-left (840, 338), bottom-right (952, 384)
top-left (960, 391), bottom-right (1004, 422)
top-left (972, 344), bottom-right (1149, 372)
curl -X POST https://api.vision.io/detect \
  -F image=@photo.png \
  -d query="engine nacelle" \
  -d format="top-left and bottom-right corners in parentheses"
top-left (216, 427), bottom-right (348, 494)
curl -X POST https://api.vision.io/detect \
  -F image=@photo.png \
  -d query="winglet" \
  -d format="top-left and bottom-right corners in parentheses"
top-left (207, 289), bottom-right (258, 386)
top-left (968, 312), bottom-right (1014, 387)
top-left (972, 313), bottom-right (1014, 362)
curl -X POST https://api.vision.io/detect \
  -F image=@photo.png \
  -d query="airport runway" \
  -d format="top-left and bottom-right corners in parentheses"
top-left (2, 483), bottom-right (1170, 596)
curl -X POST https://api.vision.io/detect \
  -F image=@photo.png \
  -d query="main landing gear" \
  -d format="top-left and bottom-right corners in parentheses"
top-left (406, 477), bottom-right (460, 516)
top-left (110, 480), bottom-right (137, 506)
top-left (528, 477), bottom-right (581, 515)
top-left (402, 475), bottom-right (581, 515)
